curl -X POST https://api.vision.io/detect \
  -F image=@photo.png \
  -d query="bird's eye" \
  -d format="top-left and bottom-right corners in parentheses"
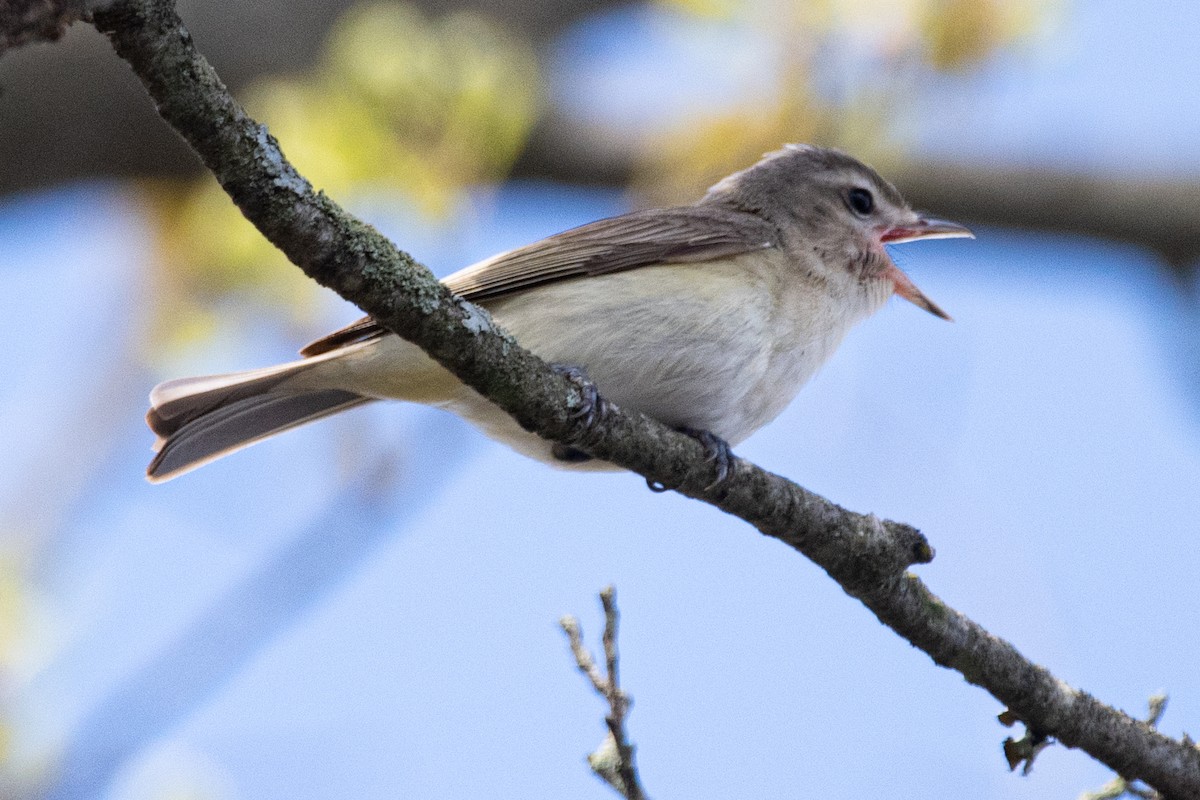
top-left (847, 187), bottom-right (874, 216)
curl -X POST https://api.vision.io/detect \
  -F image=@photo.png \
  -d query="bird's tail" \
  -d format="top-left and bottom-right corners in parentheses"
top-left (146, 357), bottom-right (374, 483)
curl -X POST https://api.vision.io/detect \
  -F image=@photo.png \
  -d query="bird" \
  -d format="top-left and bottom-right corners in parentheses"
top-left (145, 144), bottom-right (972, 483)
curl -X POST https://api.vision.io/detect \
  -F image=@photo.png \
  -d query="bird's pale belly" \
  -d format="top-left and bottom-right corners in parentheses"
top-left (486, 260), bottom-right (853, 446)
top-left (335, 258), bottom-right (867, 468)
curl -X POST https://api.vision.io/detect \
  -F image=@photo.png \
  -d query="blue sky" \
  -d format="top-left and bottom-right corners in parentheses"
top-left (3, 2), bottom-right (1200, 799)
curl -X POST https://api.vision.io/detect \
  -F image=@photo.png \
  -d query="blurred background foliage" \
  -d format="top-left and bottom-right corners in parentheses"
top-left (635, 0), bottom-right (1054, 202)
top-left (142, 0), bottom-right (1049, 355)
top-left (0, 555), bottom-right (52, 796)
top-left (149, 1), bottom-right (541, 352)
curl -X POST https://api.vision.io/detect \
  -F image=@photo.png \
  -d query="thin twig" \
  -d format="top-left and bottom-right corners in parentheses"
top-left (561, 616), bottom-right (607, 696)
top-left (601, 587), bottom-right (621, 708)
top-left (560, 587), bottom-right (647, 800)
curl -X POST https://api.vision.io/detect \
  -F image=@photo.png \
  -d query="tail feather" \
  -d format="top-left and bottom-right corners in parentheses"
top-left (146, 359), bottom-right (374, 483)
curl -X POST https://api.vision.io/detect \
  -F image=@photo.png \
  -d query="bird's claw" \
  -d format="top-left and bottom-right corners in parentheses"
top-left (549, 365), bottom-right (734, 490)
top-left (551, 363), bottom-right (612, 429)
top-left (645, 426), bottom-right (736, 493)
top-left (677, 426), bottom-right (735, 490)
top-left (550, 364), bottom-right (614, 463)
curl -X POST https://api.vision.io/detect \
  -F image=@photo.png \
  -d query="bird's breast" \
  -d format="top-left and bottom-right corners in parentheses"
top-left (486, 252), bottom-right (858, 444)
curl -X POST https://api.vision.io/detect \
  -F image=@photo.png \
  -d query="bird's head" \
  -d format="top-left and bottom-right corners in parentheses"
top-left (704, 144), bottom-right (973, 320)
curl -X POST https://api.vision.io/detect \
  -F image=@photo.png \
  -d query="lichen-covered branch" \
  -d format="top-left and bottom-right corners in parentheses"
top-left (1078, 696), bottom-right (1177, 800)
top-left (7, 1), bottom-right (1196, 796)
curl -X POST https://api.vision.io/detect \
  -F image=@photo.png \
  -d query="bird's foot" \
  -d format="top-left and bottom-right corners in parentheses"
top-left (679, 426), bottom-right (736, 489)
top-left (551, 443), bottom-right (593, 463)
top-left (646, 426), bottom-right (736, 493)
top-left (550, 363), bottom-right (613, 464)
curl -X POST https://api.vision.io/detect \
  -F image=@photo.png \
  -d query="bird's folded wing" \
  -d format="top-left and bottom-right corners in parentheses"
top-left (300, 205), bottom-right (778, 357)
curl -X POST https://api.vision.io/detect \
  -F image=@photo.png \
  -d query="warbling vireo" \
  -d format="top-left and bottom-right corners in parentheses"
top-left (146, 144), bottom-right (972, 482)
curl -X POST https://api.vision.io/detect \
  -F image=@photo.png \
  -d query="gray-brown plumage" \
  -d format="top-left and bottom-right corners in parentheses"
top-left (147, 144), bottom-right (971, 482)
top-left (300, 205), bottom-right (778, 356)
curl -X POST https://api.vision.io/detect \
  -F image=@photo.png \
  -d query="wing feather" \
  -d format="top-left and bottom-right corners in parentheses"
top-left (300, 205), bottom-right (776, 357)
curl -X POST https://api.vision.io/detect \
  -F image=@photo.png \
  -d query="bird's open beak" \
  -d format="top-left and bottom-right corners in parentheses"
top-left (881, 216), bottom-right (974, 245)
top-left (880, 215), bottom-right (973, 321)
